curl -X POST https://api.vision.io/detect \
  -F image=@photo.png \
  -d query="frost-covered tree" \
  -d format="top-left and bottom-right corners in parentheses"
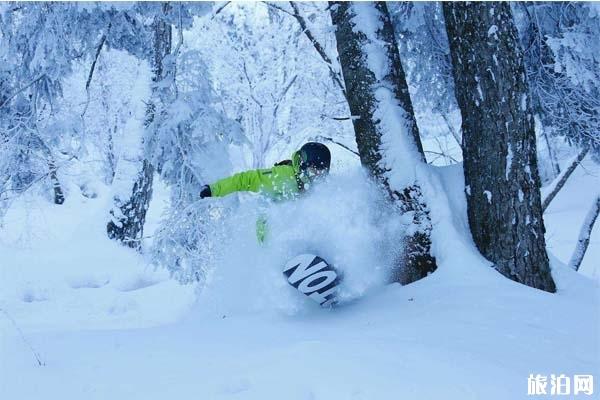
top-left (147, 50), bottom-right (242, 282)
top-left (80, 50), bottom-right (148, 185)
top-left (0, 1), bottom-right (213, 246)
top-left (388, 2), bottom-right (460, 142)
top-left (514, 3), bottom-right (600, 169)
top-left (105, 2), bottom-right (210, 249)
top-left (106, 4), bottom-right (173, 249)
top-left (330, 1), bottom-right (436, 284)
top-left (142, 9), bottom-right (242, 282)
top-left (444, 2), bottom-right (556, 292)
top-left (0, 2), bottom-right (160, 216)
top-left (191, 2), bottom-right (351, 167)
top-left (0, 2), bottom-right (92, 209)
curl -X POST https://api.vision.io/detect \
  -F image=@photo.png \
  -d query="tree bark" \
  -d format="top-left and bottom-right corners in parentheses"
top-left (569, 194), bottom-right (600, 271)
top-left (444, 2), bottom-right (556, 292)
top-left (107, 7), bottom-right (171, 250)
top-left (330, 1), bottom-right (436, 284)
top-left (107, 159), bottom-right (154, 248)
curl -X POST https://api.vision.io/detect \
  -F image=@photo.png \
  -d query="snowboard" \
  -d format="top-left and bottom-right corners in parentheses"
top-left (283, 253), bottom-right (341, 308)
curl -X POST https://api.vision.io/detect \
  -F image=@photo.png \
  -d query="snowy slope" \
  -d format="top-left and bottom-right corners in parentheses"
top-left (0, 180), bottom-right (196, 333)
top-left (1, 165), bottom-right (599, 400)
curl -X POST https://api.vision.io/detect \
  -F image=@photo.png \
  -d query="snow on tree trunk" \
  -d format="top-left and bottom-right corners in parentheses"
top-left (330, 1), bottom-right (436, 284)
top-left (569, 194), bottom-right (600, 271)
top-left (107, 11), bottom-right (172, 250)
top-left (444, 2), bottom-right (556, 293)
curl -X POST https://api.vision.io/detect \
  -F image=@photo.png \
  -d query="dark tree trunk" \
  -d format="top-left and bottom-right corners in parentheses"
top-left (330, 1), bottom-right (436, 284)
top-left (107, 159), bottom-right (154, 247)
top-left (444, 2), bottom-right (556, 292)
top-left (107, 8), bottom-right (171, 250)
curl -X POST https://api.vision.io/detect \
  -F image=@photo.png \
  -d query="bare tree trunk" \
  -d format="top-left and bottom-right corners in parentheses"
top-left (542, 146), bottom-right (589, 212)
top-left (47, 158), bottom-right (64, 205)
top-left (330, 1), bottom-right (436, 284)
top-left (569, 194), bottom-right (600, 271)
top-left (441, 112), bottom-right (461, 147)
top-left (107, 159), bottom-right (154, 248)
top-left (541, 127), bottom-right (560, 178)
top-left (444, 2), bottom-right (556, 292)
top-left (31, 132), bottom-right (64, 205)
top-left (518, 3), bottom-right (561, 180)
top-left (106, 121), bottom-right (117, 184)
top-left (107, 6), bottom-right (171, 250)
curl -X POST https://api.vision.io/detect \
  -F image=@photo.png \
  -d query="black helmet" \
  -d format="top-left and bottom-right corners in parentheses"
top-left (299, 142), bottom-right (331, 172)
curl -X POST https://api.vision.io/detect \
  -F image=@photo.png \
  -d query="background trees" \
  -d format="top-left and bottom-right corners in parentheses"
top-left (0, 3), bottom-right (91, 210)
top-left (514, 3), bottom-right (599, 161)
top-left (189, 2), bottom-right (351, 168)
top-left (0, 1), bottom-right (597, 286)
top-left (389, 2), bottom-right (460, 146)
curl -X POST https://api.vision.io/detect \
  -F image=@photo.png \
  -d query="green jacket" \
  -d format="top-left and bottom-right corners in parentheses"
top-left (209, 151), bottom-right (304, 202)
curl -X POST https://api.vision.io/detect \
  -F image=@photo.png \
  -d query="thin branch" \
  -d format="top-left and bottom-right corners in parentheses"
top-left (0, 75), bottom-right (46, 110)
top-left (541, 124), bottom-right (561, 178)
top-left (85, 33), bottom-right (108, 91)
top-left (316, 135), bottom-right (359, 156)
top-left (241, 61), bottom-right (262, 108)
top-left (81, 24), bottom-right (110, 118)
top-left (289, 1), bottom-right (346, 96)
top-left (172, 5), bottom-right (184, 58)
top-left (211, 1), bottom-right (232, 20)
top-left (272, 74), bottom-right (298, 117)
top-left (424, 150), bottom-right (459, 164)
top-left (325, 116), bottom-right (351, 121)
top-left (263, 2), bottom-right (295, 17)
top-left (264, 1), bottom-right (347, 97)
top-left (441, 112), bottom-right (461, 147)
top-left (542, 146), bottom-right (589, 212)
top-left (171, 4), bottom-right (185, 99)
top-left (0, 307), bottom-right (45, 366)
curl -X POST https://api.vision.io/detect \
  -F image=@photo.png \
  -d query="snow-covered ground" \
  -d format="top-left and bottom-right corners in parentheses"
top-left (1, 161), bottom-right (598, 399)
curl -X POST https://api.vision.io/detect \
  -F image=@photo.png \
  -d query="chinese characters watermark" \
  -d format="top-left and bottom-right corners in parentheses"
top-left (528, 374), bottom-right (594, 396)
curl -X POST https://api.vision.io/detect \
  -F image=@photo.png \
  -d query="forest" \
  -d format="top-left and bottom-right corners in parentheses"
top-left (1, 2), bottom-right (599, 399)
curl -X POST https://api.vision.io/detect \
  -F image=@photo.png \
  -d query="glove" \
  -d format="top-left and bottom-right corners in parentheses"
top-left (200, 185), bottom-right (212, 199)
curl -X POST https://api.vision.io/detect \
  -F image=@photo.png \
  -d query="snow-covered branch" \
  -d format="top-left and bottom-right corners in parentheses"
top-left (542, 146), bottom-right (589, 212)
top-left (569, 194), bottom-right (600, 271)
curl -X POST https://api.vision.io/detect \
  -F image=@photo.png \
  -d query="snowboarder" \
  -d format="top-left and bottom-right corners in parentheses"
top-left (199, 142), bottom-right (331, 242)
